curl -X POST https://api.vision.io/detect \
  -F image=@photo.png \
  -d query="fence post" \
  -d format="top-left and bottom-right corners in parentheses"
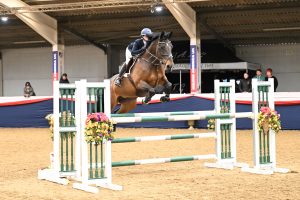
top-left (53, 80), bottom-right (60, 176)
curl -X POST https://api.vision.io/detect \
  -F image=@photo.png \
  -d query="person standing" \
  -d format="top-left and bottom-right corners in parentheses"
top-left (254, 69), bottom-right (265, 81)
top-left (265, 68), bottom-right (278, 92)
top-left (238, 72), bottom-right (252, 92)
top-left (59, 73), bottom-right (70, 83)
top-left (24, 82), bottom-right (36, 97)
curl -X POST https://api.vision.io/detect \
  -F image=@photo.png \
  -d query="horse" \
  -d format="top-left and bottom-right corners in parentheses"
top-left (110, 31), bottom-right (174, 114)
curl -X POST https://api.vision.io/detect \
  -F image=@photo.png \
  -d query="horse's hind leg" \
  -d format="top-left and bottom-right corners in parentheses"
top-left (110, 92), bottom-right (118, 113)
top-left (117, 99), bottom-right (137, 114)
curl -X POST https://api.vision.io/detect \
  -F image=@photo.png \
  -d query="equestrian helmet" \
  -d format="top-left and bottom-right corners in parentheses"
top-left (141, 28), bottom-right (152, 37)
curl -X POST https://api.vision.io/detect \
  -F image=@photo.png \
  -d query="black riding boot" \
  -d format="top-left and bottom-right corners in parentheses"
top-left (115, 62), bottom-right (127, 87)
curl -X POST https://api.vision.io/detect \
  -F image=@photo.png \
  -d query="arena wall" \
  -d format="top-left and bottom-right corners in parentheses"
top-left (236, 43), bottom-right (300, 92)
top-left (1, 45), bottom-right (107, 96)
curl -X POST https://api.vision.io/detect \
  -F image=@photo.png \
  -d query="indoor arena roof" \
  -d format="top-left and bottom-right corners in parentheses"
top-left (0, 0), bottom-right (299, 49)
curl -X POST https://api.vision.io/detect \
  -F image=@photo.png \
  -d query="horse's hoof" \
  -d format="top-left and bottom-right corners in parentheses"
top-left (160, 96), bottom-right (170, 102)
top-left (142, 99), bottom-right (149, 105)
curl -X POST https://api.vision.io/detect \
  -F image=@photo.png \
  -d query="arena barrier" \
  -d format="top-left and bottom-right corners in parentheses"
top-left (38, 78), bottom-right (288, 194)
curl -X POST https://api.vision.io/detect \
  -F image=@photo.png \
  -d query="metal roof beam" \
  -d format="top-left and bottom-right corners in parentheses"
top-left (210, 22), bottom-right (300, 33)
top-left (61, 25), bottom-right (107, 53)
top-left (0, 1), bottom-right (213, 14)
top-left (222, 31), bottom-right (300, 39)
top-left (197, 15), bottom-right (235, 53)
top-left (201, 6), bottom-right (300, 19)
top-left (195, 1), bottom-right (300, 14)
top-left (0, 0), bottom-right (57, 45)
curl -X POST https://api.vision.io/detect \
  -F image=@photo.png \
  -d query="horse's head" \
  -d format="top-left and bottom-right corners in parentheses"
top-left (157, 32), bottom-right (173, 57)
top-left (147, 31), bottom-right (174, 72)
top-left (165, 56), bottom-right (174, 73)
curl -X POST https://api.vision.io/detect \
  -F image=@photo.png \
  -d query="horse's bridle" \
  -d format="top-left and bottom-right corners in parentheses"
top-left (141, 40), bottom-right (173, 66)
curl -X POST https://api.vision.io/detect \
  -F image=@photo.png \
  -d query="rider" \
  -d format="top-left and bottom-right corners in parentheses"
top-left (114, 28), bottom-right (153, 87)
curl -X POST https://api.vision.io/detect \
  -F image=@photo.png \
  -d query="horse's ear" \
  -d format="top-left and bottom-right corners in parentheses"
top-left (159, 31), bottom-right (165, 39)
top-left (166, 32), bottom-right (172, 39)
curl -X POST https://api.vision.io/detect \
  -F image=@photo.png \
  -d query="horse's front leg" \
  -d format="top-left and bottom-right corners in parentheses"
top-left (136, 81), bottom-right (156, 104)
top-left (160, 81), bottom-right (172, 102)
top-left (143, 88), bottom-right (156, 104)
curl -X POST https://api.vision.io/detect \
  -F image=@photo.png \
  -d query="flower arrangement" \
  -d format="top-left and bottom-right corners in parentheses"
top-left (258, 107), bottom-right (281, 134)
top-left (207, 106), bottom-right (229, 130)
top-left (84, 112), bottom-right (115, 144)
top-left (45, 112), bottom-right (75, 140)
top-left (45, 114), bottom-right (54, 140)
top-left (207, 119), bottom-right (215, 130)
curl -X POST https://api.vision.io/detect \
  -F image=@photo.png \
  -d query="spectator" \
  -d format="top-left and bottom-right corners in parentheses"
top-left (265, 68), bottom-right (278, 92)
top-left (254, 69), bottom-right (265, 81)
top-left (59, 73), bottom-right (70, 83)
top-left (238, 72), bottom-right (252, 92)
top-left (24, 82), bottom-right (36, 97)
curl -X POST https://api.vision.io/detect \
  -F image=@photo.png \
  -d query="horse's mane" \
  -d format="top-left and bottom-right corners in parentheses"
top-left (144, 33), bottom-right (159, 50)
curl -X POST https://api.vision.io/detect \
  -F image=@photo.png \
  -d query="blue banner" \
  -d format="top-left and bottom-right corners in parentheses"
top-left (52, 51), bottom-right (58, 81)
top-left (190, 45), bottom-right (198, 93)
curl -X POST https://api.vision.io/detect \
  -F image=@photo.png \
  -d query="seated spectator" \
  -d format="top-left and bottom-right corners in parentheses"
top-left (239, 72), bottom-right (252, 92)
top-left (254, 69), bottom-right (265, 81)
top-left (265, 68), bottom-right (278, 92)
top-left (59, 73), bottom-right (70, 83)
top-left (24, 82), bottom-right (36, 97)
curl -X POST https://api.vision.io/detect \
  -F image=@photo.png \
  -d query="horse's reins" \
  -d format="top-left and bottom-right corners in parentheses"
top-left (141, 41), bottom-right (173, 66)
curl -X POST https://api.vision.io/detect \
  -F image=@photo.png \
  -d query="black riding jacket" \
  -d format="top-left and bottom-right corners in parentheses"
top-left (128, 38), bottom-right (150, 56)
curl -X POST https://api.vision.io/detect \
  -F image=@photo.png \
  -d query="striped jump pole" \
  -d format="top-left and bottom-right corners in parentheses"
top-left (111, 110), bottom-right (215, 118)
top-left (112, 112), bottom-right (253, 124)
top-left (111, 80), bottom-right (250, 171)
top-left (112, 132), bottom-right (216, 143)
top-left (112, 154), bottom-right (219, 167)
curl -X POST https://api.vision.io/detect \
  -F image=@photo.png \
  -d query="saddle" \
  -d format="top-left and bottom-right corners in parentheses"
top-left (122, 57), bottom-right (138, 77)
top-left (118, 57), bottom-right (139, 90)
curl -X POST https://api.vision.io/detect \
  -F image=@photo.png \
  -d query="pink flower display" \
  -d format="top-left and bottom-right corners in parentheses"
top-left (85, 112), bottom-right (115, 144)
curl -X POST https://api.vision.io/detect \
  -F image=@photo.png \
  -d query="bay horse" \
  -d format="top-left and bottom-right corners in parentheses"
top-left (110, 32), bottom-right (174, 113)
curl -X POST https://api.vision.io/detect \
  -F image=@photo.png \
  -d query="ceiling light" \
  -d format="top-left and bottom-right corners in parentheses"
top-left (154, 5), bottom-right (163, 12)
top-left (1, 16), bottom-right (8, 22)
top-left (150, 3), bottom-right (163, 13)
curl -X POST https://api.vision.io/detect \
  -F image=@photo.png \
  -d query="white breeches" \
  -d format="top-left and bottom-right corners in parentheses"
top-left (125, 47), bottom-right (132, 64)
